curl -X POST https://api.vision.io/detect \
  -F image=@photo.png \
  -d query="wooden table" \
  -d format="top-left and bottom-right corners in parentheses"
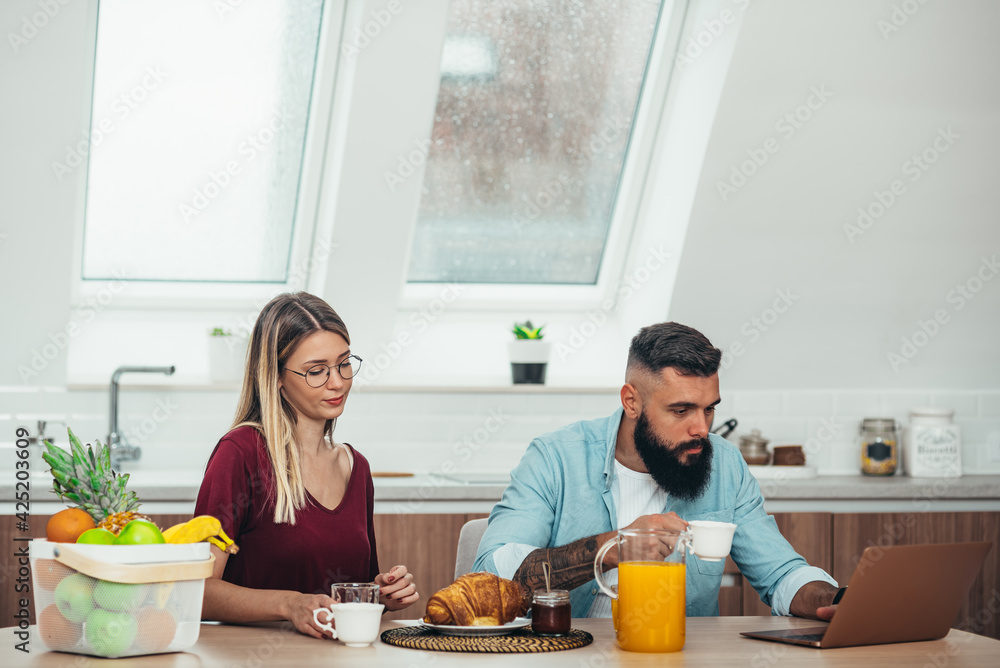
top-left (5, 617), bottom-right (1000, 667)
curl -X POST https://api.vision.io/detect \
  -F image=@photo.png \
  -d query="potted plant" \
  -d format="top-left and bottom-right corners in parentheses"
top-left (207, 328), bottom-right (248, 383)
top-left (508, 321), bottom-right (551, 384)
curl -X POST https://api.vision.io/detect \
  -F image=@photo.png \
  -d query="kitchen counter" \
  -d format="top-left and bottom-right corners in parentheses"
top-left (5, 617), bottom-right (1000, 667)
top-left (5, 472), bottom-right (1000, 515)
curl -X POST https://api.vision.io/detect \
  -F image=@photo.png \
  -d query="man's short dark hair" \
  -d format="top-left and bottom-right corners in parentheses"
top-left (627, 322), bottom-right (722, 378)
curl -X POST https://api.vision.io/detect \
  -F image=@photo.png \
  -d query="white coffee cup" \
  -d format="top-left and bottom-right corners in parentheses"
top-left (687, 520), bottom-right (737, 562)
top-left (312, 602), bottom-right (385, 647)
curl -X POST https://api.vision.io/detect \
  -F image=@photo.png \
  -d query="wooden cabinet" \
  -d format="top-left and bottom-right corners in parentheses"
top-left (722, 511), bottom-right (999, 640)
top-left (374, 513), bottom-right (488, 621)
top-left (5, 510), bottom-right (998, 639)
top-left (717, 512), bottom-right (832, 616)
top-left (832, 512), bottom-right (1000, 640)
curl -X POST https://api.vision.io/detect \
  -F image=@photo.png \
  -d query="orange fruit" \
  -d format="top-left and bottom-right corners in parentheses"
top-left (135, 607), bottom-right (176, 653)
top-left (34, 559), bottom-right (75, 592)
top-left (38, 603), bottom-right (83, 649)
top-left (46, 508), bottom-right (97, 543)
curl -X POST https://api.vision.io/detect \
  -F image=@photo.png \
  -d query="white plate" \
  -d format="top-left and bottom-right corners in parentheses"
top-left (420, 617), bottom-right (531, 636)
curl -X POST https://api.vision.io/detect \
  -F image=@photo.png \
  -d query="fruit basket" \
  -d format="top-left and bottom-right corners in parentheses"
top-left (31, 540), bottom-right (214, 658)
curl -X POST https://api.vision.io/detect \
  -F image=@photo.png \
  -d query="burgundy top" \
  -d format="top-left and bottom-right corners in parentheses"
top-left (194, 426), bottom-right (379, 595)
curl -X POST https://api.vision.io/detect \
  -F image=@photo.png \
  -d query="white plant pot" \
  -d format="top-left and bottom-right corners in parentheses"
top-left (208, 336), bottom-right (248, 383)
top-left (508, 340), bottom-right (551, 384)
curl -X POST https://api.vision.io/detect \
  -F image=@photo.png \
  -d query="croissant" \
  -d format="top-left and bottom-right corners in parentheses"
top-left (423, 572), bottom-right (530, 626)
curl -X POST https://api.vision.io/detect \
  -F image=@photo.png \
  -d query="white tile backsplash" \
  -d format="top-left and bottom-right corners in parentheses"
top-left (783, 391), bottom-right (834, 417)
top-left (880, 392), bottom-right (932, 418)
top-left (3, 385), bottom-right (999, 476)
top-left (732, 391), bottom-right (784, 415)
top-left (735, 417), bottom-right (810, 446)
top-left (832, 391), bottom-right (879, 416)
top-left (979, 393), bottom-right (1000, 417)
top-left (929, 392), bottom-right (979, 417)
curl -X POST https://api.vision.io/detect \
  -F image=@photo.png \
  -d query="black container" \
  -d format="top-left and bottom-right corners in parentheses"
top-left (511, 363), bottom-right (547, 384)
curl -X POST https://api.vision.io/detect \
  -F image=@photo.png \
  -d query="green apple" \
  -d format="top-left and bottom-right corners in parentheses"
top-left (54, 573), bottom-right (96, 623)
top-left (93, 580), bottom-right (148, 612)
top-left (113, 520), bottom-right (165, 545)
top-left (77, 528), bottom-right (117, 545)
top-left (85, 608), bottom-right (138, 657)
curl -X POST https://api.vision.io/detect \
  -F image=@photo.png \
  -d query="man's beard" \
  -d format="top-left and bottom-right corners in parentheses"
top-left (632, 411), bottom-right (713, 500)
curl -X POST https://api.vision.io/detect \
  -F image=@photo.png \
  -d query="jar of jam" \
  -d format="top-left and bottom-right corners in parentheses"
top-left (531, 590), bottom-right (571, 636)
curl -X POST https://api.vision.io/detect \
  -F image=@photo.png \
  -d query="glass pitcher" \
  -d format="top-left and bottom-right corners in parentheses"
top-left (593, 528), bottom-right (691, 653)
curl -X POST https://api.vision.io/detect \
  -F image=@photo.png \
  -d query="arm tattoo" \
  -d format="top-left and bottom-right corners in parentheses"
top-left (513, 535), bottom-right (603, 595)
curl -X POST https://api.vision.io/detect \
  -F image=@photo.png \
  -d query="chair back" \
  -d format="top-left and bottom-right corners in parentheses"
top-left (454, 518), bottom-right (489, 578)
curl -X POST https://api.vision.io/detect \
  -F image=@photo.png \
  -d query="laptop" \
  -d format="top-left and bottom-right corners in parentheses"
top-left (740, 541), bottom-right (992, 649)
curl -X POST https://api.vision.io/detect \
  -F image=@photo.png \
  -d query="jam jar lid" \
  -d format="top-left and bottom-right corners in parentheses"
top-left (532, 589), bottom-right (570, 604)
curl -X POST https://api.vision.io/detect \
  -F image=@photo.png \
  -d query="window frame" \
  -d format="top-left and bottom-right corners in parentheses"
top-left (399, 0), bottom-right (689, 312)
top-left (68, 0), bottom-right (346, 311)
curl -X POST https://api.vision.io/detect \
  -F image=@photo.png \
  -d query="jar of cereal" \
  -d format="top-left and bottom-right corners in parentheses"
top-left (859, 418), bottom-right (898, 476)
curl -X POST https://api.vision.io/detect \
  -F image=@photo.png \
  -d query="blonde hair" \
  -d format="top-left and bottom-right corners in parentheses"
top-left (232, 292), bottom-right (351, 524)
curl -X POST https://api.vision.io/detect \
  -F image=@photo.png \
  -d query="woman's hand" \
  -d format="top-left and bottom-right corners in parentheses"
top-left (375, 565), bottom-right (420, 612)
top-left (281, 591), bottom-right (337, 639)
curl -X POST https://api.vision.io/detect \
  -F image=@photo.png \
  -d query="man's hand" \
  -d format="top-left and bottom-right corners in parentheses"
top-left (513, 512), bottom-right (690, 595)
top-left (603, 512), bottom-right (690, 568)
top-left (815, 604), bottom-right (837, 622)
top-left (789, 581), bottom-right (840, 621)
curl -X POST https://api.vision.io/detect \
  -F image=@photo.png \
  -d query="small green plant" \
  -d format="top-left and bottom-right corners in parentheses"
top-left (210, 328), bottom-right (232, 336)
top-left (512, 321), bottom-right (545, 340)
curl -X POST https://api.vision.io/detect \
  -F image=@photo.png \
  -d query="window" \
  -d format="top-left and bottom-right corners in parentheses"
top-left (80, 0), bottom-right (325, 284)
top-left (407, 0), bottom-right (665, 285)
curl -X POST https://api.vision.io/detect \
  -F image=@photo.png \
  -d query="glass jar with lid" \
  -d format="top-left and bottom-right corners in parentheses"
top-left (531, 589), bottom-right (571, 636)
top-left (859, 418), bottom-right (898, 476)
top-left (739, 429), bottom-right (771, 466)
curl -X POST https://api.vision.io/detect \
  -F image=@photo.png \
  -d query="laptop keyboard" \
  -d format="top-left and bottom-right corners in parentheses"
top-left (789, 633), bottom-right (826, 642)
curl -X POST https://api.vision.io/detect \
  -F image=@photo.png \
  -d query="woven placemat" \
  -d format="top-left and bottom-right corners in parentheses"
top-left (380, 626), bottom-right (593, 653)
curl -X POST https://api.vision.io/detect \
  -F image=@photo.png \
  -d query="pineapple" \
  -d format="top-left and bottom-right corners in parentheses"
top-left (42, 429), bottom-right (151, 535)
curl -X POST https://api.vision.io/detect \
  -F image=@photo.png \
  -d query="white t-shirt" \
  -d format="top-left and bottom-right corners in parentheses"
top-left (491, 459), bottom-right (666, 618)
top-left (586, 460), bottom-right (666, 617)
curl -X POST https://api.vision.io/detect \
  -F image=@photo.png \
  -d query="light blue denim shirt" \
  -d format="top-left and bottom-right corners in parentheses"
top-left (473, 408), bottom-right (836, 617)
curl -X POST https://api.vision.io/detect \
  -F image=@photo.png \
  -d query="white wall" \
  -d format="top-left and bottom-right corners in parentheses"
top-left (670, 0), bottom-right (1000, 389)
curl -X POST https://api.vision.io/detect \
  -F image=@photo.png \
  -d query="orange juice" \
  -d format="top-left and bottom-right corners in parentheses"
top-left (614, 561), bottom-right (685, 652)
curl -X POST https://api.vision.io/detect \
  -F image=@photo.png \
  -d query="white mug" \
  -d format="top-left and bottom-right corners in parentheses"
top-left (312, 602), bottom-right (385, 647)
top-left (687, 520), bottom-right (737, 562)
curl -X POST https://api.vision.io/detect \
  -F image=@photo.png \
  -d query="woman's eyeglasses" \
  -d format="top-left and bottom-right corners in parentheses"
top-left (286, 355), bottom-right (363, 387)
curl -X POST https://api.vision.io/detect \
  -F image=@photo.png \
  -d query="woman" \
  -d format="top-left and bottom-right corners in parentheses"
top-left (195, 292), bottom-right (419, 638)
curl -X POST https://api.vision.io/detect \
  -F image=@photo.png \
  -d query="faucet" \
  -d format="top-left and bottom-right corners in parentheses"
top-left (26, 419), bottom-right (68, 473)
top-left (27, 419), bottom-right (67, 447)
top-left (109, 365), bottom-right (176, 470)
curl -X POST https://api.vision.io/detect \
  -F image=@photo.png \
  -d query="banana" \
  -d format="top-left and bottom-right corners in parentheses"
top-left (161, 522), bottom-right (187, 542)
top-left (165, 515), bottom-right (239, 554)
top-left (153, 582), bottom-right (174, 610)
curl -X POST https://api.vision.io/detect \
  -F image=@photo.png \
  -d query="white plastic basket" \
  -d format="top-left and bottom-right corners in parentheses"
top-left (31, 540), bottom-right (214, 658)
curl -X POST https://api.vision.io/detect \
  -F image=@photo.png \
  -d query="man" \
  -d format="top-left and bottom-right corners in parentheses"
top-left (474, 322), bottom-right (841, 619)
